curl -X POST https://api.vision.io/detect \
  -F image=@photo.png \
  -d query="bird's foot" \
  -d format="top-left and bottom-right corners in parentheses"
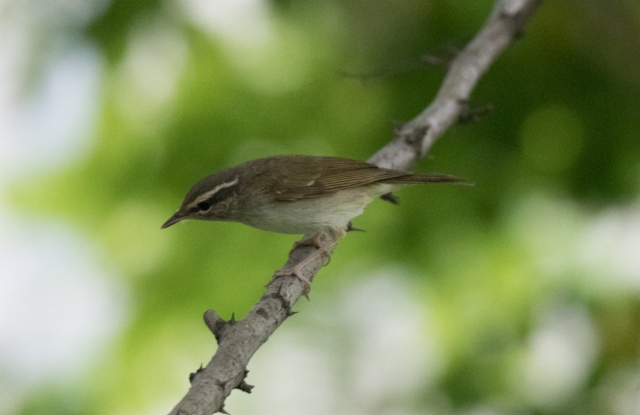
top-left (271, 231), bottom-right (340, 295)
top-left (288, 232), bottom-right (324, 254)
top-left (269, 264), bottom-right (312, 295)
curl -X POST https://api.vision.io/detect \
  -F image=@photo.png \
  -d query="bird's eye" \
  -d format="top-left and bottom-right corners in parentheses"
top-left (197, 201), bottom-right (212, 211)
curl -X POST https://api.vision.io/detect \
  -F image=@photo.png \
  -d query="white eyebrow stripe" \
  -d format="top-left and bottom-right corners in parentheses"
top-left (191, 176), bottom-right (239, 206)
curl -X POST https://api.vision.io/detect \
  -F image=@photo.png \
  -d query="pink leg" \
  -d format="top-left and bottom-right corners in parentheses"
top-left (269, 229), bottom-right (346, 294)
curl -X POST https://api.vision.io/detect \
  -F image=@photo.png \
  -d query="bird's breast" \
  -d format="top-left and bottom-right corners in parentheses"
top-left (241, 185), bottom-right (391, 235)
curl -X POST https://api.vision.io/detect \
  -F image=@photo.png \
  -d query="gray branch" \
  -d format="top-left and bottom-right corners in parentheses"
top-left (168, 0), bottom-right (542, 413)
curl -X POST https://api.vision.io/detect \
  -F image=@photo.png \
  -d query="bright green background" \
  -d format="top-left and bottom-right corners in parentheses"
top-left (5, 0), bottom-right (640, 414)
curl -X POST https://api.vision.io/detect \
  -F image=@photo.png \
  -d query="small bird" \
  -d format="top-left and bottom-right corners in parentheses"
top-left (162, 155), bottom-right (468, 288)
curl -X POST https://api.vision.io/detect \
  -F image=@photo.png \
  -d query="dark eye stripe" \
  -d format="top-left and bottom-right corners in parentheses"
top-left (194, 184), bottom-right (237, 213)
top-left (208, 185), bottom-right (236, 205)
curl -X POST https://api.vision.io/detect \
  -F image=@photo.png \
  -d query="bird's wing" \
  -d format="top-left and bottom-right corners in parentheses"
top-left (268, 156), bottom-right (410, 201)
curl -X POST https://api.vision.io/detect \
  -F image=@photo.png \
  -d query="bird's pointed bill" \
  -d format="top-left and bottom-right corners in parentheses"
top-left (161, 212), bottom-right (186, 229)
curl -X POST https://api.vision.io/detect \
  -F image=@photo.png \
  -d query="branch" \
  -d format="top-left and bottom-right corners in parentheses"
top-left (168, 1), bottom-right (542, 413)
top-left (370, 0), bottom-right (541, 170)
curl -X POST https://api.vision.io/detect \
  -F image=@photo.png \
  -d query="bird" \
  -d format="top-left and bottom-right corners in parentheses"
top-left (162, 155), bottom-right (468, 289)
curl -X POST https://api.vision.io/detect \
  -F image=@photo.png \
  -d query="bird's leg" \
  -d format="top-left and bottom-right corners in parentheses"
top-left (269, 228), bottom-right (346, 294)
top-left (288, 232), bottom-right (324, 255)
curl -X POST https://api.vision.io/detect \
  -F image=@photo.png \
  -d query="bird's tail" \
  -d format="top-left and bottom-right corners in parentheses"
top-left (386, 173), bottom-right (473, 186)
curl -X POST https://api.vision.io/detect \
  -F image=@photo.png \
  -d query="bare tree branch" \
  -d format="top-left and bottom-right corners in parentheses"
top-left (168, 1), bottom-right (542, 413)
top-left (370, 0), bottom-right (541, 170)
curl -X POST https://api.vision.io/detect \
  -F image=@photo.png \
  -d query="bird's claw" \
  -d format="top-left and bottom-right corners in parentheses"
top-left (268, 267), bottom-right (311, 295)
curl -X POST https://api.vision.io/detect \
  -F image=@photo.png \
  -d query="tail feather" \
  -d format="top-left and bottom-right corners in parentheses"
top-left (386, 173), bottom-right (473, 186)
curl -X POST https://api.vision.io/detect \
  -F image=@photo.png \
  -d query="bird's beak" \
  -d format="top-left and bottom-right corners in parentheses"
top-left (161, 211), bottom-right (187, 229)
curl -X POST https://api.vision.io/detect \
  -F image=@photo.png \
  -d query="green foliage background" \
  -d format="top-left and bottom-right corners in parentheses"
top-left (6, 0), bottom-right (640, 414)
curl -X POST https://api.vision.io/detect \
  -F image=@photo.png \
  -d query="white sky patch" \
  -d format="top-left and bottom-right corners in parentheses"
top-left (179, 0), bottom-right (311, 94)
top-left (516, 303), bottom-right (598, 409)
top-left (341, 273), bottom-right (443, 409)
top-left (507, 193), bottom-right (640, 294)
top-left (179, 0), bottom-right (273, 47)
top-left (0, 42), bottom-right (101, 179)
top-left (0, 0), bottom-right (107, 179)
top-left (0, 210), bottom-right (128, 412)
top-left (578, 204), bottom-right (640, 289)
top-left (113, 20), bottom-right (188, 125)
top-left (0, 2), bottom-right (126, 411)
